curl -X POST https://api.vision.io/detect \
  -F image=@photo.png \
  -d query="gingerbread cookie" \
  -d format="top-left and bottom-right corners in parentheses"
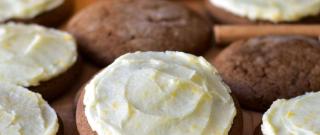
top-left (0, 82), bottom-right (63, 135)
top-left (206, 0), bottom-right (320, 24)
top-left (66, 0), bottom-right (212, 66)
top-left (76, 51), bottom-right (242, 135)
top-left (0, 23), bottom-right (80, 100)
top-left (261, 92), bottom-right (320, 135)
top-left (0, 0), bottom-right (73, 27)
top-left (213, 36), bottom-right (320, 111)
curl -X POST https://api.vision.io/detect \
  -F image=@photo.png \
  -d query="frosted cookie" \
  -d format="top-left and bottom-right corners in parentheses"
top-left (0, 82), bottom-right (62, 135)
top-left (0, 0), bottom-right (73, 27)
top-left (66, 0), bottom-right (212, 66)
top-left (261, 92), bottom-right (320, 135)
top-left (76, 51), bottom-right (242, 135)
top-left (213, 36), bottom-right (320, 111)
top-left (0, 23), bottom-right (79, 100)
top-left (206, 0), bottom-right (320, 24)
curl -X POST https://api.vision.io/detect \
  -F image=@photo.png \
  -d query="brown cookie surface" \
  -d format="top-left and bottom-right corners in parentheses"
top-left (29, 58), bottom-right (83, 101)
top-left (213, 36), bottom-right (320, 111)
top-left (3, 0), bottom-right (73, 27)
top-left (67, 0), bottom-right (212, 66)
top-left (254, 123), bottom-right (262, 135)
top-left (76, 90), bottom-right (243, 135)
top-left (205, 0), bottom-right (320, 24)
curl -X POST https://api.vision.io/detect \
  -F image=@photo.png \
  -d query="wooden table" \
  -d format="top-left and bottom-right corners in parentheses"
top-left (52, 0), bottom-right (263, 135)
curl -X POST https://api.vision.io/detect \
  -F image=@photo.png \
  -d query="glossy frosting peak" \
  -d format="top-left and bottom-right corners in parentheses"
top-left (210, 0), bottom-right (320, 22)
top-left (262, 92), bottom-right (320, 135)
top-left (84, 51), bottom-right (236, 135)
top-left (0, 82), bottom-right (59, 135)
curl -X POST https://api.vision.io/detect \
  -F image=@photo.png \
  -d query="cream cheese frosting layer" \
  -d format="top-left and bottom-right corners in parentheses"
top-left (209, 0), bottom-right (320, 22)
top-left (0, 82), bottom-right (59, 135)
top-left (0, 23), bottom-right (77, 87)
top-left (0, 0), bottom-right (64, 22)
top-left (262, 92), bottom-right (320, 135)
top-left (84, 51), bottom-right (237, 135)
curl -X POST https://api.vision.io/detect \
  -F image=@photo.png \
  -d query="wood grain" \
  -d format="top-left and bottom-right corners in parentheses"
top-left (52, 0), bottom-right (263, 135)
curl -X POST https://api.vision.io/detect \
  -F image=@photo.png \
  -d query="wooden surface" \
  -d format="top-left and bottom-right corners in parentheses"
top-left (52, 0), bottom-right (263, 135)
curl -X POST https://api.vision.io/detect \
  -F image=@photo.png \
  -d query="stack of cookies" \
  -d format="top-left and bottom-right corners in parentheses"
top-left (1, 0), bottom-right (320, 135)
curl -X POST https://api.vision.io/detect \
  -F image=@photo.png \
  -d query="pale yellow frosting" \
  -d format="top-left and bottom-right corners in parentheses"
top-left (209, 0), bottom-right (320, 22)
top-left (0, 23), bottom-right (77, 87)
top-left (0, 82), bottom-right (59, 135)
top-left (0, 0), bottom-right (64, 22)
top-left (84, 51), bottom-right (237, 135)
top-left (262, 92), bottom-right (320, 135)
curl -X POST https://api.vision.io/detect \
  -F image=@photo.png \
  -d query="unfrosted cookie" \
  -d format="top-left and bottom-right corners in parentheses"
top-left (76, 51), bottom-right (242, 135)
top-left (205, 0), bottom-right (320, 24)
top-left (213, 36), bottom-right (320, 111)
top-left (0, 0), bottom-right (73, 27)
top-left (66, 0), bottom-right (212, 66)
top-left (0, 23), bottom-right (80, 100)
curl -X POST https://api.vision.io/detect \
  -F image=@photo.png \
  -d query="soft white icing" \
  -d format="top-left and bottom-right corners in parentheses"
top-left (262, 92), bottom-right (320, 135)
top-left (84, 51), bottom-right (237, 135)
top-left (0, 82), bottom-right (59, 135)
top-left (0, 23), bottom-right (77, 87)
top-left (0, 0), bottom-right (64, 22)
top-left (209, 0), bottom-right (320, 22)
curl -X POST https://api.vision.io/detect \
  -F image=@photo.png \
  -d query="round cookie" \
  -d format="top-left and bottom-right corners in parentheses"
top-left (205, 0), bottom-right (320, 24)
top-left (76, 90), bottom-right (243, 135)
top-left (0, 23), bottom-right (80, 100)
top-left (1, 0), bottom-right (73, 27)
top-left (0, 82), bottom-right (63, 135)
top-left (76, 51), bottom-right (242, 135)
top-left (261, 92), bottom-right (320, 135)
top-left (213, 36), bottom-right (320, 111)
top-left (66, 0), bottom-right (212, 66)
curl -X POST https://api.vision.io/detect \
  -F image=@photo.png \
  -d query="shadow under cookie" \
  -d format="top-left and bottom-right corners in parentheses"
top-left (57, 115), bottom-right (65, 135)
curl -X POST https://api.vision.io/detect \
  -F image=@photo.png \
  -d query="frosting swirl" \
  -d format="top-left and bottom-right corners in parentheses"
top-left (0, 82), bottom-right (59, 135)
top-left (210, 0), bottom-right (320, 22)
top-left (0, 0), bottom-right (64, 22)
top-left (262, 92), bottom-right (320, 135)
top-left (0, 23), bottom-right (77, 87)
top-left (84, 51), bottom-right (236, 135)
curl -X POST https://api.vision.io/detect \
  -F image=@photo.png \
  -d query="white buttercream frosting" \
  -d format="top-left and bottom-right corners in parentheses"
top-left (84, 51), bottom-right (237, 135)
top-left (262, 92), bottom-right (320, 135)
top-left (0, 23), bottom-right (77, 87)
top-left (0, 82), bottom-right (59, 135)
top-left (209, 0), bottom-right (320, 22)
top-left (0, 0), bottom-right (64, 22)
